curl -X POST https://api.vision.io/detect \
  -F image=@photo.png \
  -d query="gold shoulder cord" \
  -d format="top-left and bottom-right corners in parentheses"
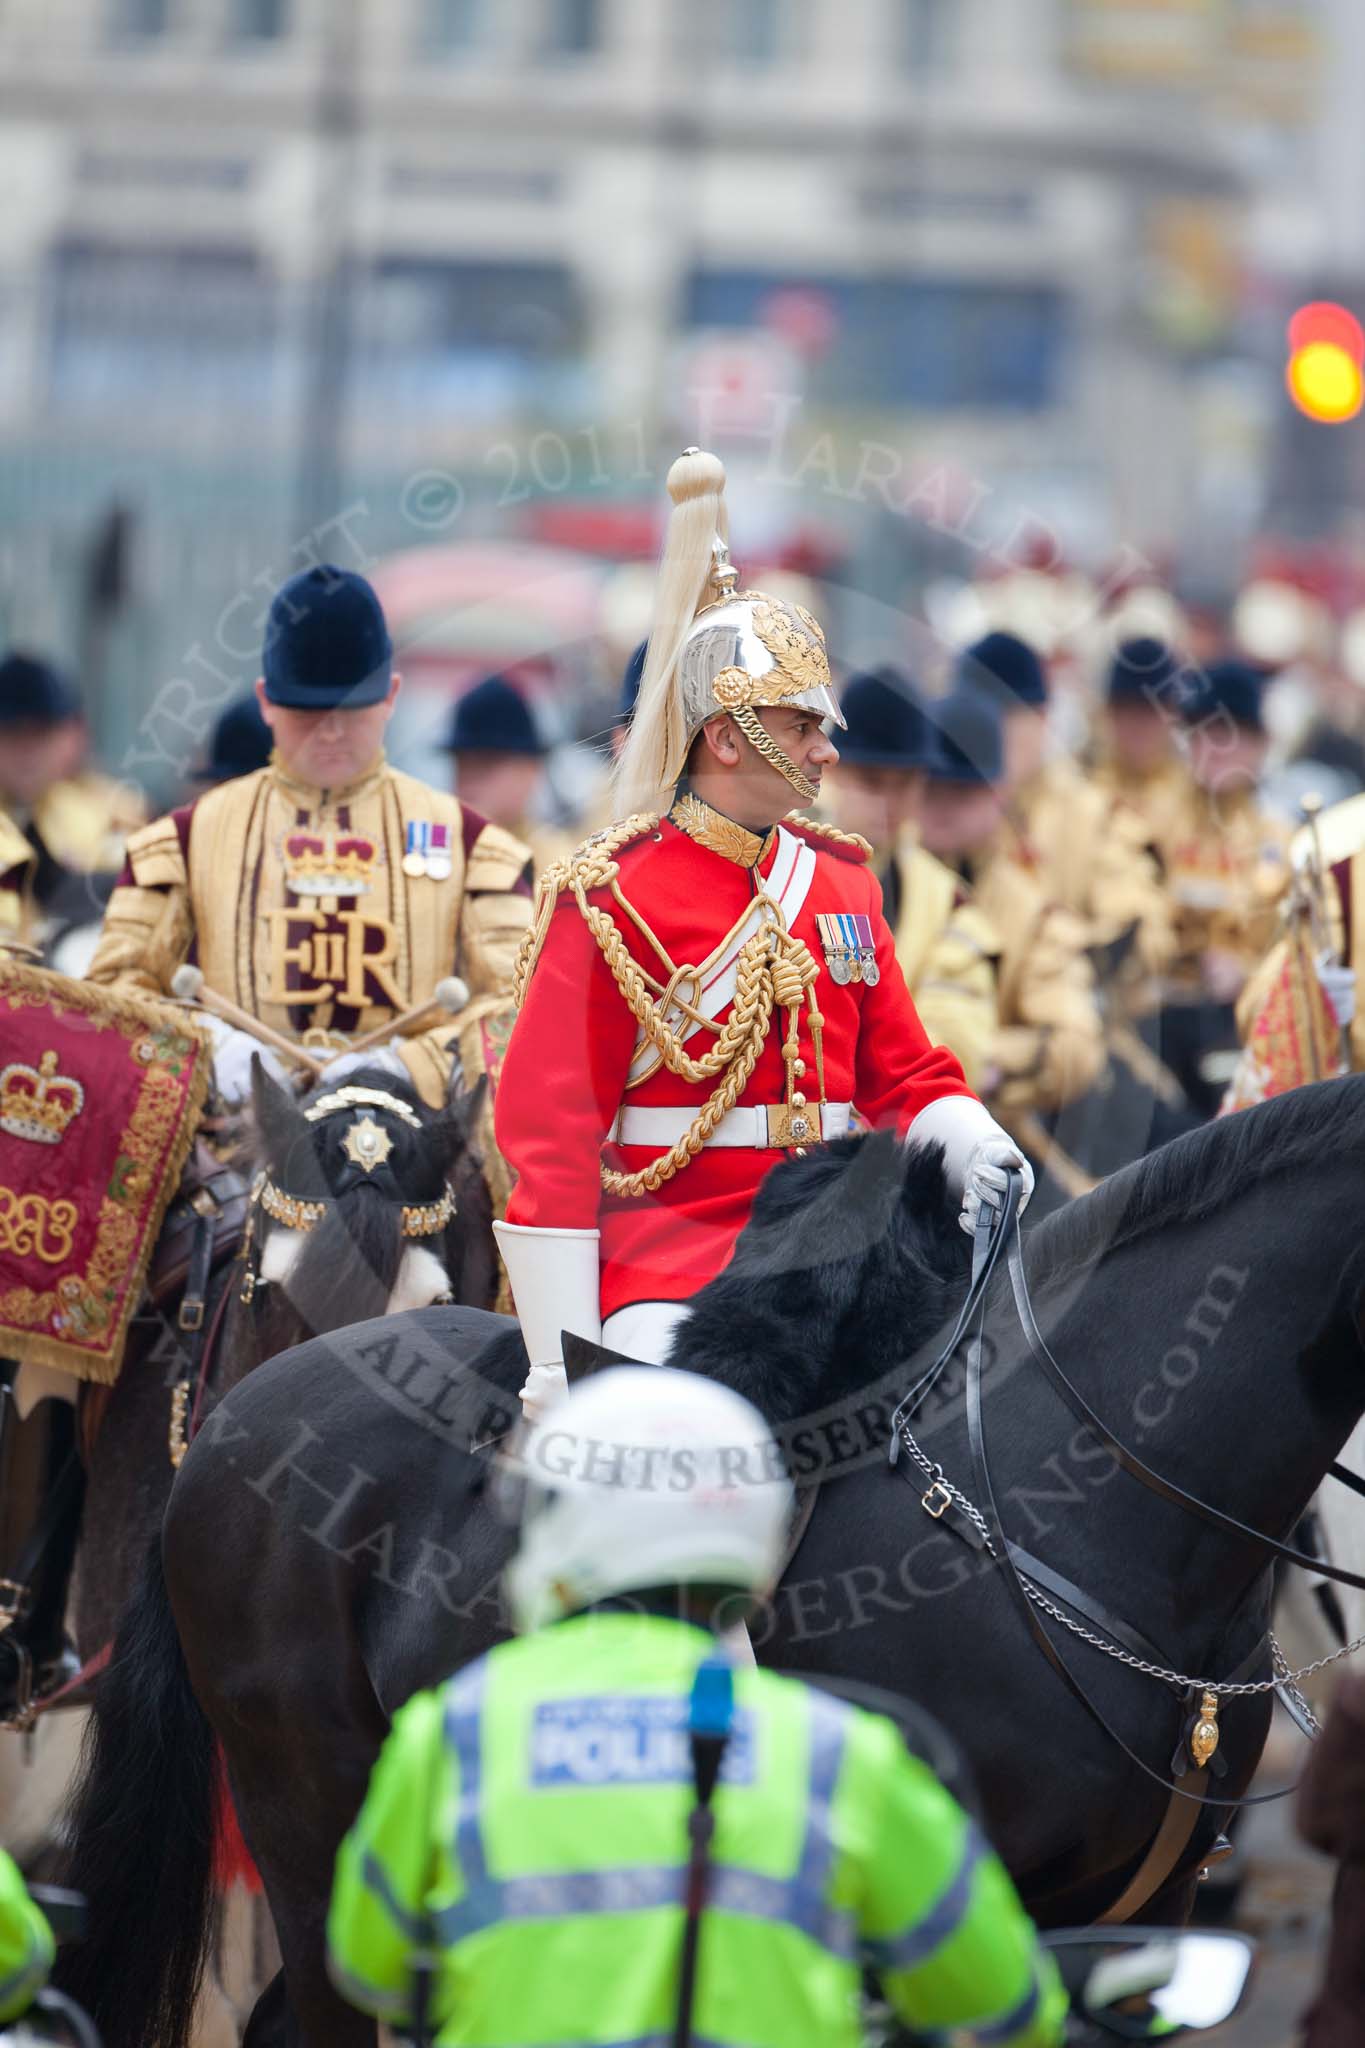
top-left (513, 813), bottom-right (827, 1197)
top-left (788, 814), bottom-right (874, 861)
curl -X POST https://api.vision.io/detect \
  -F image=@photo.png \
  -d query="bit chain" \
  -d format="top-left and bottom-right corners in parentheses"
top-left (897, 1423), bottom-right (1365, 1702)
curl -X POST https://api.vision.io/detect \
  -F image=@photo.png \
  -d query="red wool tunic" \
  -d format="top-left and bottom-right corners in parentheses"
top-left (494, 815), bottom-right (976, 1321)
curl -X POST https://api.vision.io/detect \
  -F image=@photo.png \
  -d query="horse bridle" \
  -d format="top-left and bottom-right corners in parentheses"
top-left (889, 1171), bottom-right (1365, 1818)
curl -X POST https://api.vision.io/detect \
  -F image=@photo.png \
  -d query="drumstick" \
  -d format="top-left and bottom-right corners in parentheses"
top-left (339, 975), bottom-right (470, 1059)
top-left (170, 965), bottom-right (327, 1076)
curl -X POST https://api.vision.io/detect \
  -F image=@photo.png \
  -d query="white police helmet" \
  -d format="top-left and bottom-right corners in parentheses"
top-left (502, 1366), bottom-right (793, 1634)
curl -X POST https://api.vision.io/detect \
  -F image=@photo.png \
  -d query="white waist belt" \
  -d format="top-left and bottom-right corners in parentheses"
top-left (610, 1102), bottom-right (853, 1149)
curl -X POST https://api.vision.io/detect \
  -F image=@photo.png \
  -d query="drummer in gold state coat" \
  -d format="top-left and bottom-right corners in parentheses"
top-left (827, 669), bottom-right (999, 1092)
top-left (1157, 660), bottom-right (1292, 1114)
top-left (963, 631), bottom-right (1173, 1009)
top-left (1092, 637), bottom-right (1197, 860)
top-left (916, 690), bottom-right (1106, 1120)
top-left (88, 567), bottom-right (532, 1108)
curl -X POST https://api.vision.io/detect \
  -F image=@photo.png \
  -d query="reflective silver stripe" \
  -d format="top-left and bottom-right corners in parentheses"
top-left (442, 1662), bottom-right (499, 1934)
top-left (435, 1668), bottom-right (858, 1961)
top-left (787, 1687), bottom-right (852, 1951)
top-left (359, 1849), bottom-right (430, 1944)
top-left (0, 1938), bottom-right (48, 2015)
top-left (974, 1966), bottom-right (1043, 2044)
top-left (325, 1952), bottom-right (412, 2023)
top-left (860, 1825), bottom-right (988, 1972)
top-left (429, 1856), bottom-right (857, 1963)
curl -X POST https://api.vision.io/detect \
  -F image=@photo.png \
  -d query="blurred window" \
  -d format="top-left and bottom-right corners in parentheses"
top-left (685, 270), bottom-right (1068, 410)
top-left (357, 259), bottom-right (584, 415)
top-left (726, 0), bottom-right (781, 65)
top-left (49, 243), bottom-right (278, 419)
top-left (227, 0), bottom-right (288, 40)
top-left (426, 0), bottom-right (489, 57)
top-left (106, 0), bottom-right (171, 42)
top-left (540, 0), bottom-right (601, 58)
top-left (902, 0), bottom-right (957, 76)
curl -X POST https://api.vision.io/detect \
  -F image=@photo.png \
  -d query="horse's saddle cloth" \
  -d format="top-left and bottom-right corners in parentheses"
top-left (145, 1140), bottom-right (250, 1308)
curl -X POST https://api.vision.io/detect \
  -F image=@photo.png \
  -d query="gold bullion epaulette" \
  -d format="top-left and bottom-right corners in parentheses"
top-left (513, 812), bottom-right (661, 1006)
top-left (124, 813), bottom-right (188, 890)
top-left (465, 816), bottom-right (533, 893)
top-left (785, 815), bottom-right (872, 864)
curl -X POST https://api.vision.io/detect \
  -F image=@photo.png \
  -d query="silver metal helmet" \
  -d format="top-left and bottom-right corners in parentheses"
top-left (677, 538), bottom-right (844, 743)
top-left (673, 540), bottom-right (845, 802)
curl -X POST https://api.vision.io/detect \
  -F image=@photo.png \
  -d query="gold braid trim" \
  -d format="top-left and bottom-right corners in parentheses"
top-left (787, 815), bottom-right (873, 862)
top-left (513, 813), bottom-right (661, 1007)
top-left (601, 927), bottom-right (778, 1196)
top-left (510, 809), bottom-right (829, 1199)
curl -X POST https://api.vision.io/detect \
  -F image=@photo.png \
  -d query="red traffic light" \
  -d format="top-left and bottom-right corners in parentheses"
top-left (1288, 301), bottom-right (1365, 362)
top-left (1287, 302), bottom-right (1365, 423)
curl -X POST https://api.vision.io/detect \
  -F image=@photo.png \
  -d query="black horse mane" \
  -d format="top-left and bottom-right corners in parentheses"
top-left (674, 1075), bottom-right (1365, 1427)
top-left (1028, 1070), bottom-right (1365, 1290)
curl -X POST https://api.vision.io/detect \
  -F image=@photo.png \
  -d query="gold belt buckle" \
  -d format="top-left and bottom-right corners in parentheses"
top-left (765, 1103), bottom-right (819, 1149)
top-left (921, 1479), bottom-right (953, 1520)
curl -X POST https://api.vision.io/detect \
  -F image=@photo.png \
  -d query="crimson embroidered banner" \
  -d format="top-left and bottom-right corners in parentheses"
top-left (1219, 923), bottom-right (1344, 1116)
top-left (0, 962), bottom-right (210, 1382)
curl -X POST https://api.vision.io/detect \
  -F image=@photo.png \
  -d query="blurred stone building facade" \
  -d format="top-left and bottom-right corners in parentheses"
top-left (0, 0), bottom-right (1336, 756)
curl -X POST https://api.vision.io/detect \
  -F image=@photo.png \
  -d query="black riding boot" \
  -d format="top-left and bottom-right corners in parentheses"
top-left (0, 1373), bottom-right (85, 1726)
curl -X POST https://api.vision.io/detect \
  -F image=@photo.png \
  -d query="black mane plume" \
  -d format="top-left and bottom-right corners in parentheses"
top-left (669, 1131), bottom-right (967, 1426)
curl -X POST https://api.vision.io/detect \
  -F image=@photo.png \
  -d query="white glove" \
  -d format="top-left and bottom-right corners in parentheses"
top-left (205, 1015), bottom-right (291, 1106)
top-left (904, 1095), bottom-right (1034, 1238)
top-left (519, 1361), bottom-right (569, 1424)
top-left (960, 1136), bottom-right (1034, 1238)
top-left (318, 1042), bottom-right (410, 1087)
top-left (1316, 955), bottom-right (1356, 1031)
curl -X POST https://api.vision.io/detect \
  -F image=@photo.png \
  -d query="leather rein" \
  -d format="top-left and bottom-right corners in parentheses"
top-left (888, 1173), bottom-right (1365, 1817)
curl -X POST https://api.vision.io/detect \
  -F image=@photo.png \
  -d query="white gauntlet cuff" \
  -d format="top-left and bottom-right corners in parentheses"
top-left (492, 1222), bottom-right (602, 1367)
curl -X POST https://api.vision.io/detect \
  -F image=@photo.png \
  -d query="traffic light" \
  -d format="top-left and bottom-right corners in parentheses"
top-left (1286, 301), bottom-right (1365, 423)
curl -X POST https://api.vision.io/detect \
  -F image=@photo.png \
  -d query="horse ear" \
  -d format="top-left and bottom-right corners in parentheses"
top-left (563, 1331), bottom-right (643, 1382)
top-left (249, 1053), bottom-right (309, 1171)
top-left (434, 1073), bottom-right (489, 1172)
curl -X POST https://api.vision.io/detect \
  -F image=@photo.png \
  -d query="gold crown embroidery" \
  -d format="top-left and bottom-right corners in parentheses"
top-left (0, 1049), bottom-right (85, 1145)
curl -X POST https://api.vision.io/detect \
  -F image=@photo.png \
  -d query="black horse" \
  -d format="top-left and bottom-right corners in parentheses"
top-left (59, 1077), bottom-right (1365, 2048)
top-left (71, 1059), bottom-right (496, 1666)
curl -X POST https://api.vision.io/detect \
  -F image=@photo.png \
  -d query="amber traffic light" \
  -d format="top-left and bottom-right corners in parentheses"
top-left (1286, 301), bottom-right (1365, 423)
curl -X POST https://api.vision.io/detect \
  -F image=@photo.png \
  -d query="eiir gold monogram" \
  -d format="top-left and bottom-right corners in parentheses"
top-left (0, 1186), bottom-right (78, 1264)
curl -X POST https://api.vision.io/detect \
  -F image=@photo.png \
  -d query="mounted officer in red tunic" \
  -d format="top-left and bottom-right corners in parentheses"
top-left (494, 450), bottom-right (1034, 1411)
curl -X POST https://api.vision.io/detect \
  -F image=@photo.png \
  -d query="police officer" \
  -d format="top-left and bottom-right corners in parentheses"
top-left (0, 1848), bottom-right (53, 2026)
top-left (917, 690), bottom-right (1105, 1121)
top-left (440, 673), bottom-right (572, 879)
top-left (828, 668), bottom-right (1000, 1091)
top-left (327, 1365), bottom-right (1067, 2048)
top-left (88, 566), bottom-right (533, 1109)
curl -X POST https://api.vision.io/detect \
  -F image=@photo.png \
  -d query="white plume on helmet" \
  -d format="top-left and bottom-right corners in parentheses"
top-left (502, 1365), bottom-right (794, 1634)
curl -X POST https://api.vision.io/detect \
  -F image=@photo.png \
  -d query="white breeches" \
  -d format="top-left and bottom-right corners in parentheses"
top-left (601, 1301), bottom-right (692, 1368)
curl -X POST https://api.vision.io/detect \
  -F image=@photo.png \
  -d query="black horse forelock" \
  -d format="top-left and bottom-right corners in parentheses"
top-left (250, 1059), bottom-right (469, 1333)
top-left (671, 1130), bottom-right (966, 1426)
